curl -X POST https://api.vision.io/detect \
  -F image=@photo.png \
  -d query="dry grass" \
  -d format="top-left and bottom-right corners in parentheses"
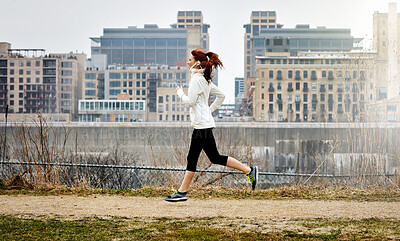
top-left (1, 183), bottom-right (399, 202)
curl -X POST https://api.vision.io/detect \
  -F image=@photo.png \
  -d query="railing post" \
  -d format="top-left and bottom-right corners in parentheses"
top-left (133, 167), bottom-right (139, 189)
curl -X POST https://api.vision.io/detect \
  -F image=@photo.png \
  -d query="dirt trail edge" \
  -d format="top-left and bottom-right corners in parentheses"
top-left (1, 195), bottom-right (399, 220)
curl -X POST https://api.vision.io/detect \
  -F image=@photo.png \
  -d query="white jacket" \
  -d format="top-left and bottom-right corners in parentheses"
top-left (177, 68), bottom-right (225, 129)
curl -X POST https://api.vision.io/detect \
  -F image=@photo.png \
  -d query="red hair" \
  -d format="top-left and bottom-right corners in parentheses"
top-left (191, 49), bottom-right (223, 83)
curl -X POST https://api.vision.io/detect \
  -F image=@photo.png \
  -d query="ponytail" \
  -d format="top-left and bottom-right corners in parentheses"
top-left (191, 49), bottom-right (223, 83)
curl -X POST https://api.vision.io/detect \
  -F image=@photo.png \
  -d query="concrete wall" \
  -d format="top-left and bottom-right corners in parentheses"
top-left (2, 124), bottom-right (399, 174)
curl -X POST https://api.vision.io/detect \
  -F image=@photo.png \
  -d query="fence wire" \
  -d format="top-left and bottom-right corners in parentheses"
top-left (1, 161), bottom-right (398, 189)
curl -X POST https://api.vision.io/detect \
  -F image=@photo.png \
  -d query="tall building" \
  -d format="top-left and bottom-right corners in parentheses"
top-left (173, 10), bottom-right (210, 51)
top-left (244, 11), bottom-right (281, 82)
top-left (367, 2), bottom-right (400, 122)
top-left (90, 25), bottom-right (190, 67)
top-left (0, 42), bottom-right (86, 122)
top-left (90, 11), bottom-right (208, 68)
top-left (234, 77), bottom-right (245, 112)
top-left (373, 2), bottom-right (400, 100)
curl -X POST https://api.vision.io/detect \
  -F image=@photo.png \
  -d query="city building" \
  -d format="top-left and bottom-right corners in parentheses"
top-left (83, 66), bottom-right (190, 122)
top-left (0, 42), bottom-right (86, 122)
top-left (234, 77), bottom-right (245, 113)
top-left (243, 11), bottom-right (282, 82)
top-left (367, 2), bottom-right (400, 122)
top-left (84, 11), bottom-right (211, 122)
top-left (244, 11), bottom-right (364, 122)
top-left (90, 11), bottom-right (209, 68)
top-left (173, 10), bottom-right (210, 51)
top-left (253, 52), bottom-right (375, 122)
top-left (79, 93), bottom-right (146, 122)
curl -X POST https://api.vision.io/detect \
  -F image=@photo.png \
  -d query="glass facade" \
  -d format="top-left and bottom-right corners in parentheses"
top-left (92, 27), bottom-right (188, 66)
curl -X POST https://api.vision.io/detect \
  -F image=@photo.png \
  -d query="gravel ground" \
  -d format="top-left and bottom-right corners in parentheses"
top-left (1, 195), bottom-right (399, 220)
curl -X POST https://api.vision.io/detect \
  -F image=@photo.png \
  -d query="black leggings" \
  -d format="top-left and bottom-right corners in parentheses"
top-left (186, 128), bottom-right (228, 172)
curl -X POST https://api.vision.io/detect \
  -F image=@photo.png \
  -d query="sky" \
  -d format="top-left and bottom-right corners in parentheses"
top-left (0, 0), bottom-right (396, 103)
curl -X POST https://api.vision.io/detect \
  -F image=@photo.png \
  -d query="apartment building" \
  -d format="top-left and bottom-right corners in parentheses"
top-left (0, 42), bottom-right (86, 121)
top-left (253, 52), bottom-right (375, 122)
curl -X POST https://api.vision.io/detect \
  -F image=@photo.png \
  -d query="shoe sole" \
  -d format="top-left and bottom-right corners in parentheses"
top-left (164, 198), bottom-right (187, 202)
top-left (253, 166), bottom-right (258, 190)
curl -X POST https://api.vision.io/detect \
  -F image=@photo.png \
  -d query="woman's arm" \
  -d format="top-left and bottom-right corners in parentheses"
top-left (176, 79), bottom-right (200, 107)
top-left (209, 83), bottom-right (225, 113)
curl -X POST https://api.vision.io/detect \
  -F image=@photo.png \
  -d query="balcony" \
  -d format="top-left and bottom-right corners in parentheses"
top-left (337, 88), bottom-right (343, 92)
top-left (287, 87), bottom-right (293, 92)
top-left (328, 75), bottom-right (334, 80)
top-left (268, 109), bottom-right (274, 113)
top-left (295, 99), bottom-right (301, 104)
top-left (311, 75), bottom-right (317, 80)
top-left (337, 109), bottom-right (343, 114)
top-left (295, 75), bottom-right (301, 80)
top-left (303, 87), bottom-right (309, 92)
top-left (268, 87), bottom-right (274, 92)
top-left (312, 99), bottom-right (318, 103)
top-left (276, 99), bottom-right (283, 104)
top-left (320, 87), bottom-right (326, 92)
top-left (277, 75), bottom-right (283, 80)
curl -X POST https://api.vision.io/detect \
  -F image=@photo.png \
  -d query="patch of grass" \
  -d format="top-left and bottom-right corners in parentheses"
top-left (1, 184), bottom-right (400, 202)
top-left (0, 215), bottom-right (399, 240)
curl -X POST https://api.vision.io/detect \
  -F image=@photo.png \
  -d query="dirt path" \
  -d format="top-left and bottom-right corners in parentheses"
top-left (1, 195), bottom-right (399, 220)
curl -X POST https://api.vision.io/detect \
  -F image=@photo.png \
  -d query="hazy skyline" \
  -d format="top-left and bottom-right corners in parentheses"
top-left (0, 0), bottom-right (396, 103)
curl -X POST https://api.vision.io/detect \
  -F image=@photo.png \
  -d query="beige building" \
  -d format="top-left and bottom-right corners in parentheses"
top-left (176, 10), bottom-right (210, 52)
top-left (367, 2), bottom-right (400, 122)
top-left (83, 66), bottom-right (190, 122)
top-left (0, 43), bottom-right (86, 122)
top-left (243, 11), bottom-right (280, 82)
top-left (253, 52), bottom-right (375, 122)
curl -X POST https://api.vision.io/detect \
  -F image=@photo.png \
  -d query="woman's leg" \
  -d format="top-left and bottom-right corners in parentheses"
top-left (226, 157), bottom-right (251, 174)
top-left (178, 129), bottom-right (203, 192)
top-left (178, 171), bottom-right (195, 192)
top-left (202, 129), bottom-right (251, 175)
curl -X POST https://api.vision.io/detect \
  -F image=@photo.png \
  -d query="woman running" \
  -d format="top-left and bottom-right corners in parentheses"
top-left (165, 49), bottom-right (258, 202)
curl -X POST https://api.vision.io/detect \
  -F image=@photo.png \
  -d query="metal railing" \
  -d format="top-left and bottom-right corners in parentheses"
top-left (1, 161), bottom-right (397, 189)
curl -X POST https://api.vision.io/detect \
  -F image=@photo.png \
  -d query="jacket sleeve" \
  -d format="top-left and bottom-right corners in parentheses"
top-left (177, 78), bottom-right (201, 107)
top-left (209, 83), bottom-right (226, 113)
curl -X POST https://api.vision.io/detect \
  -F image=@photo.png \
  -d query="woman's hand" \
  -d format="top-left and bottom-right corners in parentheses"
top-left (175, 86), bottom-right (182, 93)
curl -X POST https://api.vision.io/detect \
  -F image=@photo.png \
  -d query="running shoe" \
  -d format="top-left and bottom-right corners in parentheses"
top-left (246, 166), bottom-right (258, 190)
top-left (164, 191), bottom-right (187, 202)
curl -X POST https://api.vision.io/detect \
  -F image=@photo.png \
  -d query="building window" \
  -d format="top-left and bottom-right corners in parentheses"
top-left (322, 70), bottom-right (326, 79)
top-left (337, 70), bottom-right (343, 78)
top-left (269, 70), bottom-right (273, 78)
top-left (288, 70), bottom-right (293, 79)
